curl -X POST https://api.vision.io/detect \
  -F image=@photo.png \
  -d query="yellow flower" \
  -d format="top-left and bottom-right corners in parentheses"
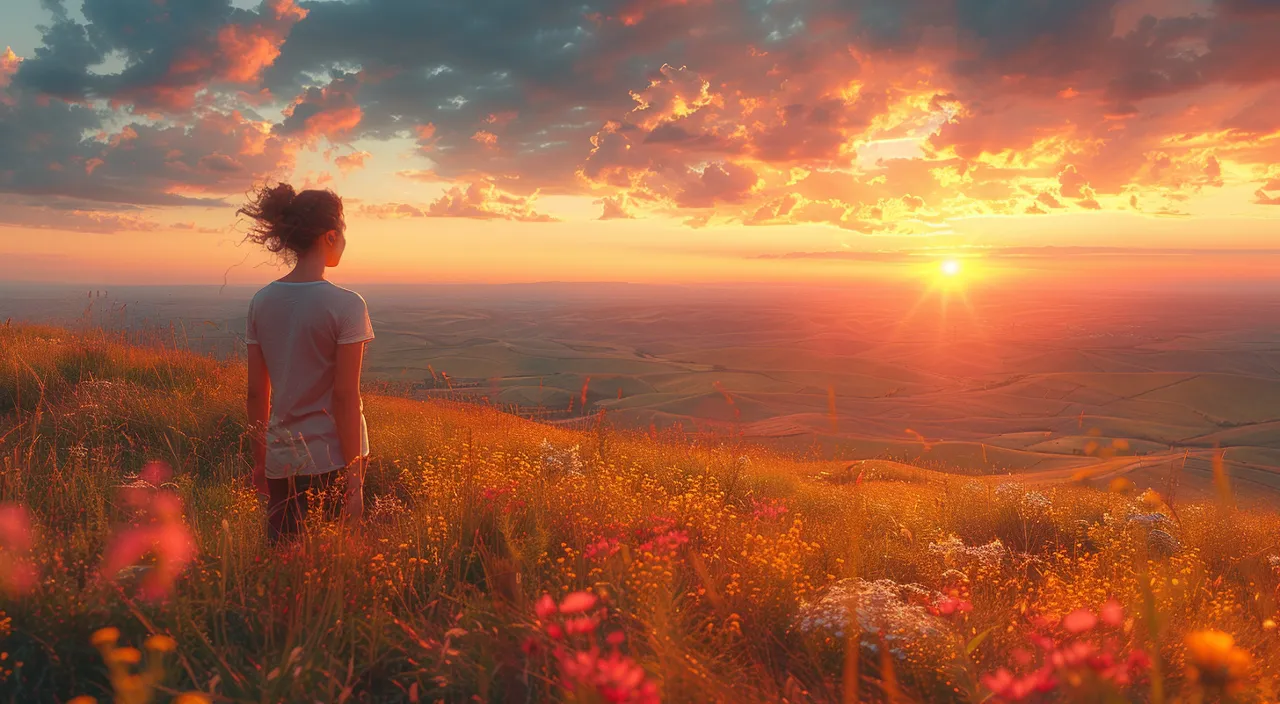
top-left (1185, 630), bottom-right (1253, 692)
top-left (174, 694), bottom-right (212, 704)
top-left (91, 627), bottom-right (120, 649)
top-left (107, 646), bottom-right (143, 667)
top-left (144, 634), bottom-right (177, 653)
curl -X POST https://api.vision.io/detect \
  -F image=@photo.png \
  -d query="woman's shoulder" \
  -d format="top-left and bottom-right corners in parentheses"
top-left (323, 282), bottom-right (368, 305)
top-left (318, 283), bottom-right (369, 318)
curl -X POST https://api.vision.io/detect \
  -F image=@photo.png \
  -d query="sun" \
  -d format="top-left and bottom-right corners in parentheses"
top-left (940, 259), bottom-right (962, 277)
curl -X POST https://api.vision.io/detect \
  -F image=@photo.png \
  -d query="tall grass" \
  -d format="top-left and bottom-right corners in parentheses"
top-left (0, 323), bottom-right (1277, 702)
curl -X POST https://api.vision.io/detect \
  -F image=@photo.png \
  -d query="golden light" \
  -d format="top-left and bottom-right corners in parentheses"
top-left (940, 259), bottom-right (961, 277)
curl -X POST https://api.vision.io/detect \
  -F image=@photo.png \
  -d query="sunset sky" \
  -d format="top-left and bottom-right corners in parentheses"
top-left (1, 0), bottom-right (1279, 285)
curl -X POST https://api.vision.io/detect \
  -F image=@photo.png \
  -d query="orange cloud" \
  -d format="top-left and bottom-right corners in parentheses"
top-left (333, 150), bottom-right (371, 174)
top-left (0, 46), bottom-right (20, 96)
top-left (215, 25), bottom-right (284, 83)
top-left (358, 202), bottom-right (425, 219)
top-left (427, 181), bottom-right (558, 222)
top-left (280, 76), bottom-right (363, 142)
top-left (597, 194), bottom-right (636, 220)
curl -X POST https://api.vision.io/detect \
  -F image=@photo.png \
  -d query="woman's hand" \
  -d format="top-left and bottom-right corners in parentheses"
top-left (252, 461), bottom-right (270, 499)
top-left (343, 458), bottom-right (365, 522)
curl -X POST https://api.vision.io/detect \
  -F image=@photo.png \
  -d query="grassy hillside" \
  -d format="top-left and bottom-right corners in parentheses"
top-left (0, 323), bottom-right (1278, 703)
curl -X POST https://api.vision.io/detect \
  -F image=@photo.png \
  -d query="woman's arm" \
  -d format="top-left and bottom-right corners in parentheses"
top-left (333, 340), bottom-right (367, 520)
top-left (246, 343), bottom-right (271, 497)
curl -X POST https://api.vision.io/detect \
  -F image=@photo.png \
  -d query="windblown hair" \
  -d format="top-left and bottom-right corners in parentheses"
top-left (238, 183), bottom-right (344, 262)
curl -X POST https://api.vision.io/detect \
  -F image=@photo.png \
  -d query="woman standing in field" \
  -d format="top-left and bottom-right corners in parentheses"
top-left (240, 183), bottom-right (374, 544)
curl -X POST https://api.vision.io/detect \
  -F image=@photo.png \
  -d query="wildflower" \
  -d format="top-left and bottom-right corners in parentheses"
top-left (982, 601), bottom-right (1149, 701)
top-left (1099, 600), bottom-right (1124, 628)
top-left (91, 627), bottom-right (121, 649)
top-left (982, 667), bottom-right (1054, 701)
top-left (1021, 491), bottom-right (1052, 512)
top-left (583, 537), bottom-right (620, 561)
top-left (637, 529), bottom-right (688, 555)
top-left (559, 591), bottom-right (599, 615)
top-left (100, 465), bottom-right (196, 600)
top-left (1184, 630), bottom-right (1252, 693)
top-left (1146, 529), bottom-right (1180, 559)
top-left (107, 647), bottom-right (142, 666)
top-left (1062, 608), bottom-right (1097, 634)
top-left (927, 536), bottom-right (1006, 567)
top-left (750, 498), bottom-right (789, 521)
top-left (535, 594), bottom-right (558, 621)
top-left (0, 503), bottom-right (36, 596)
top-left (795, 579), bottom-right (943, 654)
top-left (540, 439), bottom-right (583, 477)
top-left (144, 635), bottom-right (177, 653)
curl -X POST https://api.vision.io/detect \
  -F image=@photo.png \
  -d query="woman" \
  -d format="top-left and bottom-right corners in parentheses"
top-left (240, 183), bottom-right (373, 544)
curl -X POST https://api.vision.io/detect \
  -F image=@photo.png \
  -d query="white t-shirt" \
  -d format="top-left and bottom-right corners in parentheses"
top-left (246, 280), bottom-right (374, 479)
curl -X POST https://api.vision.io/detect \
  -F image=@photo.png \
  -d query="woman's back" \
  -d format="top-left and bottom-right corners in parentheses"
top-left (247, 280), bottom-right (373, 477)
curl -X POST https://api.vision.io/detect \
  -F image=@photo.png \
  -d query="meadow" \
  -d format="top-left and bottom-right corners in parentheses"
top-left (1, 321), bottom-right (1278, 703)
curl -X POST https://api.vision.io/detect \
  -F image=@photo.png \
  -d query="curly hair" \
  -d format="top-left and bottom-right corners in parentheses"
top-left (238, 183), bottom-right (344, 262)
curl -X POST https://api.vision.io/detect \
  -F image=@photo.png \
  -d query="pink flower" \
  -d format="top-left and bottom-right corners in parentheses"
top-left (100, 466), bottom-right (196, 600)
top-left (932, 595), bottom-right (973, 616)
top-left (1062, 608), bottom-right (1097, 634)
top-left (535, 593), bottom-right (558, 621)
top-left (750, 498), bottom-right (789, 521)
top-left (0, 503), bottom-right (36, 596)
top-left (559, 591), bottom-right (599, 615)
top-left (1099, 599), bottom-right (1124, 627)
top-left (565, 615), bottom-right (600, 637)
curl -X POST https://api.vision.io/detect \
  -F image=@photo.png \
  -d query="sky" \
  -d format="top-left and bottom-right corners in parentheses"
top-left (1, 0), bottom-right (1279, 285)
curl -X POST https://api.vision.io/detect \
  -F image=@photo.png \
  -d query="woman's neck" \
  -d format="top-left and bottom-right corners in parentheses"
top-left (279, 252), bottom-right (328, 282)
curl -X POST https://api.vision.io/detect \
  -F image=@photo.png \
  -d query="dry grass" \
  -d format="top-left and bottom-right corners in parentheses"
top-left (0, 322), bottom-right (1277, 703)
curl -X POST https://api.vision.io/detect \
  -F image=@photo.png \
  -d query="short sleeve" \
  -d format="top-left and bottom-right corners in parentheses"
top-left (245, 297), bottom-right (259, 345)
top-left (337, 292), bottom-right (374, 345)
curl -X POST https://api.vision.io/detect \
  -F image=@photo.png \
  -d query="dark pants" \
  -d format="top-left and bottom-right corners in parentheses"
top-left (267, 469), bottom-right (342, 544)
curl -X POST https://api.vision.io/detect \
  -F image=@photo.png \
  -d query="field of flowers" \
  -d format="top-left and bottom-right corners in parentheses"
top-left (0, 322), bottom-right (1278, 703)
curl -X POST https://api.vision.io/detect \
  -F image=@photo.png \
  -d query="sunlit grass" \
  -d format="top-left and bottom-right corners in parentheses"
top-left (0, 323), bottom-right (1277, 702)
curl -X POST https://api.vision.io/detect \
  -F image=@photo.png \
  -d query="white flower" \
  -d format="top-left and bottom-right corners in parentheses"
top-left (539, 439), bottom-right (583, 477)
top-left (795, 579), bottom-right (945, 658)
top-left (927, 536), bottom-right (1006, 567)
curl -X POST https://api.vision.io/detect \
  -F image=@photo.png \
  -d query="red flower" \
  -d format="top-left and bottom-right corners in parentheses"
top-left (1062, 608), bottom-right (1097, 634)
top-left (559, 591), bottom-right (599, 615)
top-left (535, 593), bottom-right (558, 621)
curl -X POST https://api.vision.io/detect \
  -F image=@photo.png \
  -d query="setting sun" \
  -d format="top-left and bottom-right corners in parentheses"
top-left (941, 259), bottom-right (962, 277)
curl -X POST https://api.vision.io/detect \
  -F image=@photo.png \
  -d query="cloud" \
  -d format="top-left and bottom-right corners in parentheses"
top-left (0, 196), bottom-right (162, 233)
top-left (396, 169), bottom-right (440, 182)
top-left (4, 0), bottom-right (1280, 233)
top-left (15, 0), bottom-right (307, 113)
top-left (333, 150), bottom-right (371, 174)
top-left (1037, 192), bottom-right (1066, 209)
top-left (426, 181), bottom-right (558, 222)
top-left (676, 162), bottom-right (759, 208)
top-left (596, 194), bottom-right (636, 220)
top-left (1255, 189), bottom-right (1280, 205)
top-left (277, 73), bottom-right (362, 142)
top-left (171, 221), bottom-right (223, 234)
top-left (358, 202), bottom-right (425, 219)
